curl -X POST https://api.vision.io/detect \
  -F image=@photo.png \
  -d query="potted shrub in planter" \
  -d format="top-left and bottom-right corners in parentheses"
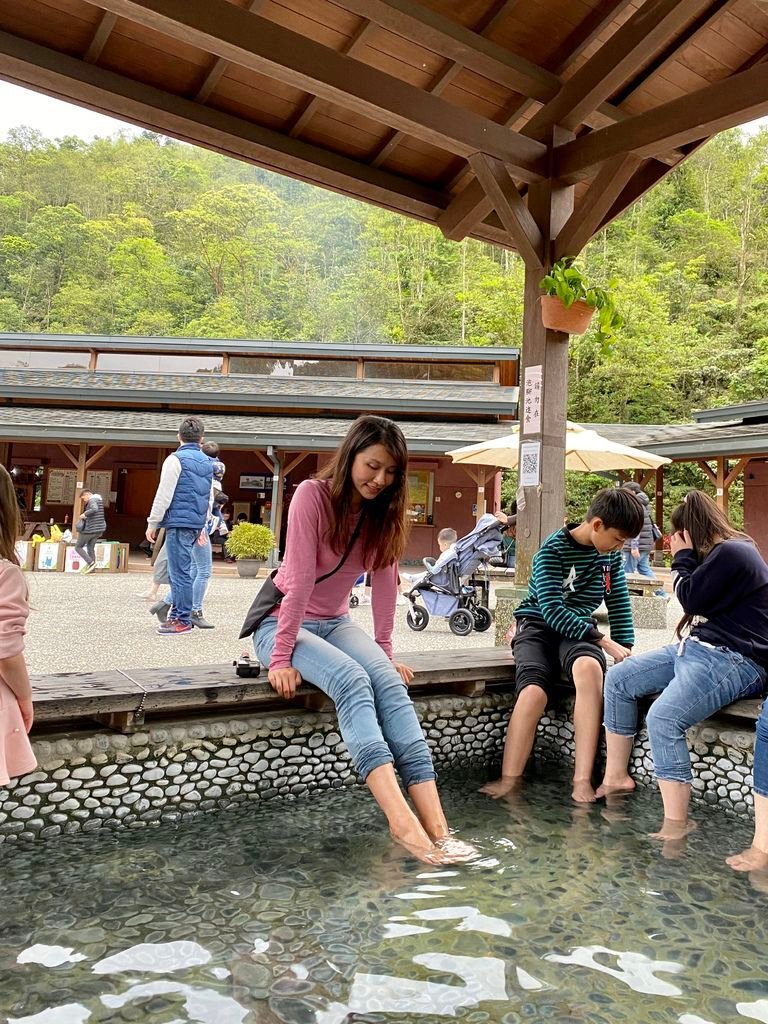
top-left (225, 522), bottom-right (275, 578)
top-left (539, 257), bottom-right (623, 340)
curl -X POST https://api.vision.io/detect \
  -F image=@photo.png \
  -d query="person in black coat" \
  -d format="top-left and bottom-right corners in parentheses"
top-left (74, 489), bottom-right (106, 574)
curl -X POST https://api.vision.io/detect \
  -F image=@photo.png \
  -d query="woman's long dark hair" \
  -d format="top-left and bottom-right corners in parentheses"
top-left (316, 415), bottom-right (409, 570)
top-left (671, 489), bottom-right (752, 638)
top-left (0, 465), bottom-right (21, 564)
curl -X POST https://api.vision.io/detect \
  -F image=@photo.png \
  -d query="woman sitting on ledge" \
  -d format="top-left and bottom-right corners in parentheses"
top-left (242, 415), bottom-right (474, 865)
top-left (598, 490), bottom-right (768, 842)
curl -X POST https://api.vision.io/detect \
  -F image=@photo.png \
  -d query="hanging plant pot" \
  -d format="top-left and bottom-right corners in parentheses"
top-left (540, 295), bottom-right (595, 335)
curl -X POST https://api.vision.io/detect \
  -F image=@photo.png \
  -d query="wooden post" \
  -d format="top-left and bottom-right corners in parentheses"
top-left (267, 447), bottom-right (283, 564)
top-left (654, 465), bottom-right (664, 566)
top-left (515, 139), bottom-right (575, 585)
top-left (0, 442), bottom-right (9, 469)
top-left (72, 443), bottom-right (88, 528)
top-left (716, 456), bottom-right (727, 512)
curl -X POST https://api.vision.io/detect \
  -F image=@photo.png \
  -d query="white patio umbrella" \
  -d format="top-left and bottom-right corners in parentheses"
top-left (447, 422), bottom-right (670, 473)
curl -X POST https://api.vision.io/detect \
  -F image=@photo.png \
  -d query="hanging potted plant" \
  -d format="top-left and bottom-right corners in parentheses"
top-left (225, 522), bottom-right (275, 578)
top-left (539, 257), bottom-right (623, 340)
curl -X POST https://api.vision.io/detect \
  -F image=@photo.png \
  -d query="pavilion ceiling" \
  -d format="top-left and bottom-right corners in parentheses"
top-left (1, 0), bottom-right (768, 254)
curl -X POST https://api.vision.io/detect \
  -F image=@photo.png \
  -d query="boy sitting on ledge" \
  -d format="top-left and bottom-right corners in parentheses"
top-left (480, 487), bottom-right (643, 804)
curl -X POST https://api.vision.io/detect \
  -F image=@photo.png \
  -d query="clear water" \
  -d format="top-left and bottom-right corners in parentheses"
top-left (3, 772), bottom-right (768, 1024)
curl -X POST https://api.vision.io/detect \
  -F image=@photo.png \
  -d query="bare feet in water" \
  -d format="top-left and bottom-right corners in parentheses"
top-left (571, 778), bottom-right (597, 804)
top-left (389, 821), bottom-right (445, 865)
top-left (649, 817), bottom-right (698, 841)
top-left (478, 776), bottom-right (523, 799)
top-left (726, 844), bottom-right (768, 872)
top-left (595, 775), bottom-right (636, 799)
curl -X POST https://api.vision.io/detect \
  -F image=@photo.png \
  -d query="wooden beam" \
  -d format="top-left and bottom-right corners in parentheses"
top-left (56, 443), bottom-right (79, 469)
top-left (556, 62), bottom-right (768, 181)
top-left (85, 444), bottom-right (112, 469)
top-left (83, 11), bottom-right (118, 64)
top-left (724, 456), bottom-right (752, 491)
top-left (369, 0), bottom-right (520, 167)
top-left (469, 154), bottom-right (543, 270)
top-left (544, 0), bottom-right (637, 74)
top-left (282, 452), bottom-right (311, 476)
top-left (288, 20), bottom-right (377, 139)
top-left (697, 459), bottom-right (717, 486)
top-left (73, 443), bottom-right (88, 530)
top-left (0, 32), bottom-right (515, 244)
top-left (554, 153), bottom-right (641, 260)
top-left (194, 0), bottom-right (267, 104)
top-left (524, 0), bottom-right (712, 140)
top-left (252, 450), bottom-right (274, 474)
top-left (329, 0), bottom-right (561, 102)
top-left (86, 0), bottom-right (548, 178)
top-left (716, 456), bottom-right (727, 511)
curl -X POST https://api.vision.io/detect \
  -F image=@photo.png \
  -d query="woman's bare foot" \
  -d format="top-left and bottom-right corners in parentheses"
top-left (726, 844), bottom-right (768, 872)
top-left (389, 824), bottom-right (444, 865)
top-left (595, 775), bottom-right (635, 798)
top-left (649, 817), bottom-right (697, 841)
top-left (433, 836), bottom-right (479, 863)
top-left (572, 778), bottom-right (597, 803)
top-left (479, 776), bottom-right (522, 799)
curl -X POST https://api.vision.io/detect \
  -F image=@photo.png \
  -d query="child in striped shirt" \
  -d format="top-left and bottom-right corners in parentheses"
top-left (480, 488), bottom-right (644, 804)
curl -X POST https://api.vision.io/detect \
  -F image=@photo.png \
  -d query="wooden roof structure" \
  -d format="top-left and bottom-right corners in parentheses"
top-left (2, 0), bottom-right (768, 577)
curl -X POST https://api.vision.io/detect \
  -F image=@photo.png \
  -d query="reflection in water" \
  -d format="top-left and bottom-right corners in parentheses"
top-left (3, 773), bottom-right (768, 1024)
top-left (316, 953), bottom-right (508, 1023)
top-left (17, 946), bottom-right (86, 968)
top-left (544, 944), bottom-right (684, 996)
top-left (92, 940), bottom-right (211, 974)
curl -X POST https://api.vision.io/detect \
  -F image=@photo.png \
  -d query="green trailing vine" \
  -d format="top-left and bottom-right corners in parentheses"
top-left (540, 257), bottom-right (624, 341)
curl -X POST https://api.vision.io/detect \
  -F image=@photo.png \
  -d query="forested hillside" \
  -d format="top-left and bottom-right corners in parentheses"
top-left (1, 125), bottom-right (767, 430)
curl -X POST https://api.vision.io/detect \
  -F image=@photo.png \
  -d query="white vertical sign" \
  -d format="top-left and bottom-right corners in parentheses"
top-left (522, 365), bottom-right (542, 435)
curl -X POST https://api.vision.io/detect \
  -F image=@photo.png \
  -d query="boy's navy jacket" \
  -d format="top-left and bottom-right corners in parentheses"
top-left (515, 525), bottom-right (635, 647)
top-left (672, 539), bottom-right (768, 671)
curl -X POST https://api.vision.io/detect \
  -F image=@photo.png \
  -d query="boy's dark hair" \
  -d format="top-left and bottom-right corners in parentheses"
top-left (586, 487), bottom-right (644, 536)
top-left (201, 440), bottom-right (219, 458)
top-left (179, 416), bottom-right (205, 443)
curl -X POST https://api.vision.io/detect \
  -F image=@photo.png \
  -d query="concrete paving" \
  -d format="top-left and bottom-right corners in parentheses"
top-left (25, 568), bottom-right (682, 676)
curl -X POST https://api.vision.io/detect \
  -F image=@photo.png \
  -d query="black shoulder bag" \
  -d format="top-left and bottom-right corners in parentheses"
top-left (239, 514), bottom-right (365, 639)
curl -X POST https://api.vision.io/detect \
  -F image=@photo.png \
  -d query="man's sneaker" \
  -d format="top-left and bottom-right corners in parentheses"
top-left (83, 562), bottom-right (97, 574)
top-left (78, 563), bottom-right (90, 574)
top-left (191, 610), bottom-right (215, 629)
top-left (149, 600), bottom-right (170, 624)
top-left (157, 620), bottom-right (192, 635)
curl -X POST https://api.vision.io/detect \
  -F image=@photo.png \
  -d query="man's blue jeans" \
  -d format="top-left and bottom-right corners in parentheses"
top-left (163, 527), bottom-right (198, 626)
top-left (604, 638), bottom-right (765, 783)
top-left (623, 550), bottom-right (656, 578)
top-left (254, 614), bottom-right (437, 787)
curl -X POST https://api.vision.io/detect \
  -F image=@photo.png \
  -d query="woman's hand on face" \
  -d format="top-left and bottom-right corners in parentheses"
top-left (670, 529), bottom-right (693, 556)
top-left (393, 661), bottom-right (414, 684)
top-left (267, 667), bottom-right (302, 699)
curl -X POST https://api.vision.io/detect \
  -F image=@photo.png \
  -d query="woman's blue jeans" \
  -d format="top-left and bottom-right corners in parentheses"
top-left (754, 703), bottom-right (768, 798)
top-left (254, 614), bottom-right (437, 787)
top-left (604, 638), bottom-right (765, 784)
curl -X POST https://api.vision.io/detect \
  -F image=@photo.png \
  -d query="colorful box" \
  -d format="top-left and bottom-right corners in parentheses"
top-left (14, 541), bottom-right (34, 571)
top-left (93, 541), bottom-right (130, 572)
top-left (64, 545), bottom-right (88, 574)
top-left (36, 542), bottom-right (65, 572)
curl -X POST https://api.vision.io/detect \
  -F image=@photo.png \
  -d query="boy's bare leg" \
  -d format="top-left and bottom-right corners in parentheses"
top-left (596, 733), bottom-right (636, 797)
top-left (727, 793), bottom-right (768, 871)
top-left (650, 780), bottom-right (696, 840)
top-left (479, 685), bottom-right (547, 797)
top-left (571, 656), bottom-right (604, 803)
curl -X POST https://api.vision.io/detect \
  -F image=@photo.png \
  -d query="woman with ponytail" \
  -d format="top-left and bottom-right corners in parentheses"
top-left (0, 465), bottom-right (36, 785)
top-left (243, 416), bottom-right (474, 864)
top-left (598, 490), bottom-right (768, 840)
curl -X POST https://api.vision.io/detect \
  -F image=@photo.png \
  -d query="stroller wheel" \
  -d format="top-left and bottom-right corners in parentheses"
top-left (449, 609), bottom-right (474, 636)
top-left (406, 606), bottom-right (429, 632)
top-left (349, 594), bottom-right (359, 608)
top-left (472, 606), bottom-right (492, 632)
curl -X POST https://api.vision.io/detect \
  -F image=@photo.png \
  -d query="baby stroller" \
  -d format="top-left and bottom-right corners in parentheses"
top-left (405, 513), bottom-right (504, 636)
top-left (349, 573), bottom-right (366, 608)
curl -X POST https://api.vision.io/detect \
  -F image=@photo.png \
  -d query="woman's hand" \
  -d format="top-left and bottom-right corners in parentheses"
top-left (393, 661), bottom-right (414, 684)
top-left (267, 667), bottom-right (302, 699)
top-left (197, 530), bottom-right (207, 546)
top-left (17, 698), bottom-right (33, 733)
top-left (670, 529), bottom-right (693, 556)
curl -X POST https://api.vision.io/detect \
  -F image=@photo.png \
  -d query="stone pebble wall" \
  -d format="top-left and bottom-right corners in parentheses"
top-left (0, 695), bottom-right (513, 843)
top-left (0, 694), bottom-right (757, 842)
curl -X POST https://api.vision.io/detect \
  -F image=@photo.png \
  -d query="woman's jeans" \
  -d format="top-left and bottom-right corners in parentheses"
top-left (755, 703), bottom-right (768, 798)
top-left (604, 638), bottom-right (765, 784)
top-left (254, 614), bottom-right (437, 787)
top-left (623, 550), bottom-right (656, 578)
top-left (74, 531), bottom-right (103, 566)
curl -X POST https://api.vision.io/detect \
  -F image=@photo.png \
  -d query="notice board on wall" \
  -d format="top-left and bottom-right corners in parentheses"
top-left (46, 468), bottom-right (77, 505)
top-left (86, 470), bottom-right (112, 505)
